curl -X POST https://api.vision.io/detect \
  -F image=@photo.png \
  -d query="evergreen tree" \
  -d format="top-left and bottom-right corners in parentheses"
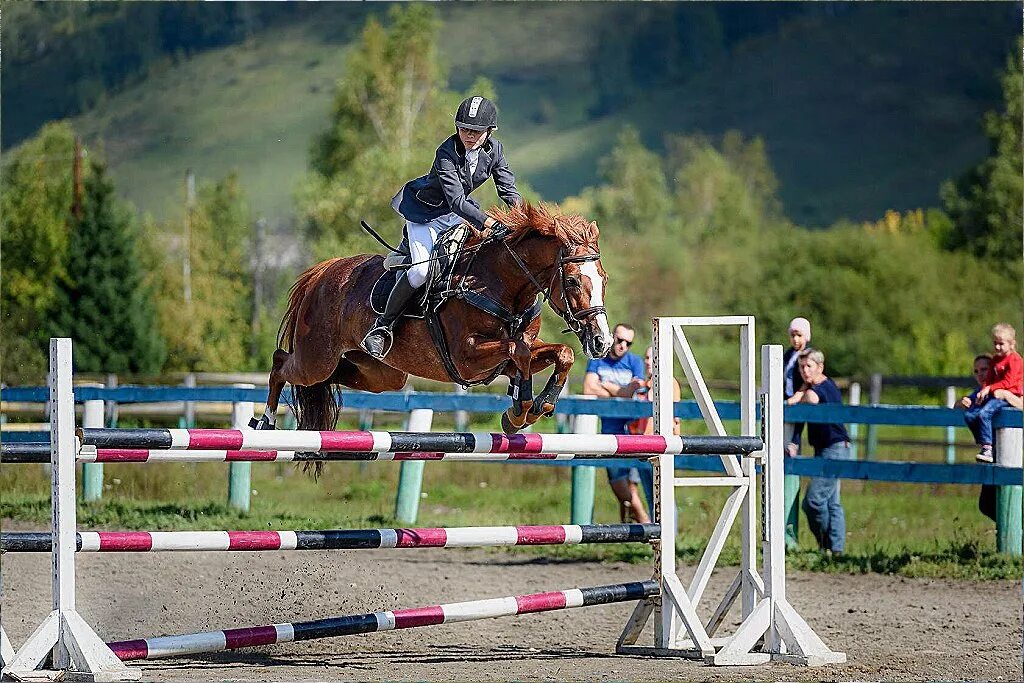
top-left (941, 38), bottom-right (1022, 261)
top-left (52, 160), bottom-right (166, 373)
top-left (298, 5), bottom-right (469, 259)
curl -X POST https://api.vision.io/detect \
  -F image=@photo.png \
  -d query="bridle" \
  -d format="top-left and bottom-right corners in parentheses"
top-left (501, 239), bottom-right (606, 335)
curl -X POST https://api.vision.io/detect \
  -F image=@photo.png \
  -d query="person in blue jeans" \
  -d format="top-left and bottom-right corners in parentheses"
top-left (789, 347), bottom-right (852, 554)
top-left (583, 323), bottom-right (648, 522)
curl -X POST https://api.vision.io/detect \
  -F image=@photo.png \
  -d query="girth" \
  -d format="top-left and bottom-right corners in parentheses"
top-left (424, 293), bottom-right (543, 388)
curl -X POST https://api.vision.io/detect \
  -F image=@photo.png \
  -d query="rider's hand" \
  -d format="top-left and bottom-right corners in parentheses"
top-left (490, 220), bottom-right (511, 238)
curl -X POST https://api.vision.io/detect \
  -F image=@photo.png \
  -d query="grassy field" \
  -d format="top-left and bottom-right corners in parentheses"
top-left (2, 409), bottom-right (1018, 580)
top-left (63, 4), bottom-right (1018, 228)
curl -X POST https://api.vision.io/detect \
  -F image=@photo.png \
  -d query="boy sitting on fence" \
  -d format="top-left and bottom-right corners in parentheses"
top-left (963, 323), bottom-right (1023, 463)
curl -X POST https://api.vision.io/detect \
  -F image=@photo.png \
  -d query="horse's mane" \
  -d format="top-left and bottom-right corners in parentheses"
top-left (467, 202), bottom-right (598, 248)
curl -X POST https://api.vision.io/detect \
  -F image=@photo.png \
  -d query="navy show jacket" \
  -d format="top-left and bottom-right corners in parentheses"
top-left (391, 134), bottom-right (521, 229)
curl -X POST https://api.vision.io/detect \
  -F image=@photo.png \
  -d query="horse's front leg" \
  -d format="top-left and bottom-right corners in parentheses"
top-left (446, 335), bottom-right (532, 432)
top-left (522, 340), bottom-right (575, 427)
top-left (501, 339), bottom-right (536, 432)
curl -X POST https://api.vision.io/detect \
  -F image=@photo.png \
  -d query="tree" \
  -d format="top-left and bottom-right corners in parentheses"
top-left (51, 160), bottom-right (166, 374)
top-left (589, 127), bottom-right (673, 233)
top-left (0, 122), bottom-right (77, 381)
top-left (941, 38), bottom-right (1022, 261)
top-left (300, 5), bottom-right (462, 260)
top-left (152, 173), bottom-right (255, 371)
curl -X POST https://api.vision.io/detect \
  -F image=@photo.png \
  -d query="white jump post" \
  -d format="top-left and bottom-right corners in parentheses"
top-left (2, 339), bottom-right (140, 681)
top-left (617, 317), bottom-right (844, 665)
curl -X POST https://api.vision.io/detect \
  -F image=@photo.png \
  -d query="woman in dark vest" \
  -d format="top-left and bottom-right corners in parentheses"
top-left (361, 96), bottom-right (522, 359)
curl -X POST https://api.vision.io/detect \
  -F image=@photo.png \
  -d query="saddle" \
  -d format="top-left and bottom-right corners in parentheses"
top-left (366, 221), bottom-right (542, 388)
top-left (370, 225), bottom-right (469, 319)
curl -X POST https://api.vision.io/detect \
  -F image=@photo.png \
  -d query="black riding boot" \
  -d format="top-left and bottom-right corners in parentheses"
top-left (361, 273), bottom-right (420, 359)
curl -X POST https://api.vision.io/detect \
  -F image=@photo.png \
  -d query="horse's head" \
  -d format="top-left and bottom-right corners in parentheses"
top-left (489, 204), bottom-right (613, 359)
top-left (551, 227), bottom-right (613, 359)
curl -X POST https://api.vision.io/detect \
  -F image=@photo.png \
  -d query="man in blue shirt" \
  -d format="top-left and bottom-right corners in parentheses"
top-left (583, 323), bottom-right (648, 522)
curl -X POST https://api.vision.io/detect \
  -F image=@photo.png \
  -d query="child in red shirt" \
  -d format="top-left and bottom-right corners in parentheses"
top-left (965, 323), bottom-right (1023, 463)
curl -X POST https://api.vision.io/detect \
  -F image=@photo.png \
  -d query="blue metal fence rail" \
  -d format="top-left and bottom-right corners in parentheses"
top-left (3, 386), bottom-right (1021, 429)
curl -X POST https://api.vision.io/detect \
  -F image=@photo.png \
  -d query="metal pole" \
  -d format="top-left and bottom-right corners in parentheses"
top-left (570, 398), bottom-right (597, 525)
top-left (995, 427), bottom-right (1023, 556)
top-left (228, 383), bottom-right (255, 513)
top-left (944, 386), bottom-right (956, 464)
top-left (81, 390), bottom-right (105, 502)
top-left (394, 408), bottom-right (434, 524)
top-left (865, 373), bottom-right (882, 459)
top-left (847, 382), bottom-right (861, 460)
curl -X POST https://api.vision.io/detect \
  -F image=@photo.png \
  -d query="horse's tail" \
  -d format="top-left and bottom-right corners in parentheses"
top-left (278, 257), bottom-right (345, 479)
top-left (277, 257), bottom-right (344, 352)
top-left (292, 380), bottom-right (341, 480)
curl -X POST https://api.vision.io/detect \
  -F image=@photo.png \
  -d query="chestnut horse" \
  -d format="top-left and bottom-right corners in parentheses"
top-left (257, 203), bottom-right (612, 447)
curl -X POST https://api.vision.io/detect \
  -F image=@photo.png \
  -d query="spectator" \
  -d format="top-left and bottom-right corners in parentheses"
top-left (965, 323), bottom-right (1023, 463)
top-left (790, 347), bottom-right (852, 555)
top-left (583, 323), bottom-right (648, 523)
top-left (784, 317), bottom-right (810, 456)
top-left (624, 346), bottom-right (684, 517)
top-left (960, 355), bottom-right (998, 522)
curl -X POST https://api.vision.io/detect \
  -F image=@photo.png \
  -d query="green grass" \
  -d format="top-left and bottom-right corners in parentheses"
top-left (63, 4), bottom-right (1017, 227)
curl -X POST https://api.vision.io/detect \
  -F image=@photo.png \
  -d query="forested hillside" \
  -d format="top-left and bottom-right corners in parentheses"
top-left (2, 4), bottom-right (1020, 384)
top-left (2, 3), bottom-right (1017, 225)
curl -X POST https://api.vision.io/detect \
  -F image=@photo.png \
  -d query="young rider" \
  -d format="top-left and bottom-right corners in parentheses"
top-left (361, 96), bottom-right (523, 359)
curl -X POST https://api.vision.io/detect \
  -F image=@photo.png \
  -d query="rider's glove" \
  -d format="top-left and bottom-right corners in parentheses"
top-left (490, 221), bottom-right (511, 238)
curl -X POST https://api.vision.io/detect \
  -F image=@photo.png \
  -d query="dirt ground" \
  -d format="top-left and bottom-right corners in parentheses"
top-left (2, 548), bottom-right (1021, 682)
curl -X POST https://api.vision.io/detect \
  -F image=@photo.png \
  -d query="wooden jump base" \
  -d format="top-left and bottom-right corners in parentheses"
top-left (106, 581), bottom-right (659, 661)
top-left (2, 320), bottom-right (845, 682)
top-left (1, 523), bottom-right (658, 553)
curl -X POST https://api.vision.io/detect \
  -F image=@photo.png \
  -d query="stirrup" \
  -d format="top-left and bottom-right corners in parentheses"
top-left (361, 324), bottom-right (395, 359)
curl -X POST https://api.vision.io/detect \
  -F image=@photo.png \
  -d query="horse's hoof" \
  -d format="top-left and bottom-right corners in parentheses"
top-left (501, 413), bottom-right (524, 434)
top-left (503, 404), bottom-right (530, 432)
top-left (249, 415), bottom-right (275, 430)
top-left (528, 401), bottom-right (556, 419)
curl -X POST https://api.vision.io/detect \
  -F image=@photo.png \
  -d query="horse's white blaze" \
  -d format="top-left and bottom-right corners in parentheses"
top-left (580, 261), bottom-right (612, 344)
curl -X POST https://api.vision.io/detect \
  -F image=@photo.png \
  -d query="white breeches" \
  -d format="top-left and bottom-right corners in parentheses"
top-left (406, 213), bottom-right (463, 288)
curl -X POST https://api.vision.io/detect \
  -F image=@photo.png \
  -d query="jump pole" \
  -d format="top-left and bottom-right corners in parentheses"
top-left (106, 581), bottom-right (659, 661)
top-left (75, 430), bottom-right (762, 456)
top-left (1, 524), bottom-right (660, 553)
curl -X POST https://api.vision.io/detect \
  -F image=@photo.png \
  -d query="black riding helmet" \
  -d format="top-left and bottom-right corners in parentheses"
top-left (455, 96), bottom-right (498, 131)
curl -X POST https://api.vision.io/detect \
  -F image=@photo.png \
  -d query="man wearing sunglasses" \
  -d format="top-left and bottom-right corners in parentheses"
top-left (583, 323), bottom-right (649, 523)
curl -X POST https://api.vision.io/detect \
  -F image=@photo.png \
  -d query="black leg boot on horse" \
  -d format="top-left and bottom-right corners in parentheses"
top-left (361, 273), bottom-right (420, 360)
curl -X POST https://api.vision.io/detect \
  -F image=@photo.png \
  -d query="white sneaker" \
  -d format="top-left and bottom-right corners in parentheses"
top-left (976, 447), bottom-right (994, 464)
